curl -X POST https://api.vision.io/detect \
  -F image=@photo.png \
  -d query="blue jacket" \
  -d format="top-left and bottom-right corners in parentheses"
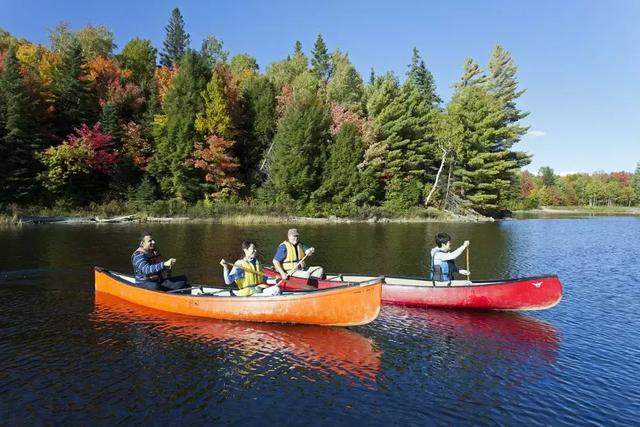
top-left (131, 249), bottom-right (164, 284)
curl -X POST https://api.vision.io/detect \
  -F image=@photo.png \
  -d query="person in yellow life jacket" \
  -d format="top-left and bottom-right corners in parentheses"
top-left (272, 228), bottom-right (324, 280)
top-left (220, 241), bottom-right (281, 296)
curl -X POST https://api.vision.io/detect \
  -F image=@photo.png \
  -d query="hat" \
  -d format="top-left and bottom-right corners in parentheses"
top-left (287, 228), bottom-right (299, 236)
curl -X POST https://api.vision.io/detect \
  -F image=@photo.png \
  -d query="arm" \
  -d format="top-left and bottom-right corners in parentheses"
top-left (133, 251), bottom-right (164, 276)
top-left (273, 259), bottom-right (288, 278)
top-left (436, 244), bottom-right (467, 261)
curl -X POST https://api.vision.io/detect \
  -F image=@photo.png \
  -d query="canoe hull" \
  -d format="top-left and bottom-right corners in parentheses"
top-left (380, 276), bottom-right (562, 310)
top-left (93, 268), bottom-right (382, 326)
top-left (262, 268), bottom-right (562, 311)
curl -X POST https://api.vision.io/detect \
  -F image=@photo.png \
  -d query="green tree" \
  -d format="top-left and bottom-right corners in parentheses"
top-left (407, 47), bottom-right (441, 106)
top-left (118, 38), bottom-right (157, 87)
top-left (539, 166), bottom-right (556, 187)
top-left (195, 68), bottom-right (234, 139)
top-left (148, 50), bottom-right (209, 200)
top-left (230, 53), bottom-right (258, 84)
top-left (160, 8), bottom-right (190, 67)
top-left (632, 162), bottom-right (640, 205)
top-left (454, 58), bottom-right (486, 89)
top-left (51, 38), bottom-right (96, 138)
top-left (0, 45), bottom-right (44, 202)
top-left (314, 123), bottom-right (372, 206)
top-left (326, 50), bottom-right (365, 113)
top-left (201, 35), bottom-right (228, 67)
top-left (265, 44), bottom-right (308, 91)
top-left (487, 45), bottom-right (528, 127)
top-left (311, 34), bottom-right (330, 80)
top-left (267, 71), bottom-right (330, 203)
top-left (447, 85), bottom-right (530, 215)
top-left (76, 25), bottom-right (115, 59)
top-left (49, 22), bottom-right (75, 53)
top-left (237, 75), bottom-right (276, 189)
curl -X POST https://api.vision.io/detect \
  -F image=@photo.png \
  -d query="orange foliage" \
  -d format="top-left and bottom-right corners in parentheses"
top-left (155, 65), bottom-right (178, 103)
top-left (186, 135), bottom-right (242, 197)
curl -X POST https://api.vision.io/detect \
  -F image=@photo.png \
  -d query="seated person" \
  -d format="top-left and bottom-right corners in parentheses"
top-left (132, 232), bottom-right (188, 291)
top-left (430, 232), bottom-right (470, 284)
top-left (272, 228), bottom-right (323, 280)
top-left (220, 241), bottom-right (281, 296)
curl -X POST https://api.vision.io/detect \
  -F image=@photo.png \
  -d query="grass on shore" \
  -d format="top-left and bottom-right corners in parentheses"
top-left (515, 205), bottom-right (640, 215)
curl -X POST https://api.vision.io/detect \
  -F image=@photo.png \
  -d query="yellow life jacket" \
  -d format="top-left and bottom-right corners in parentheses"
top-left (234, 259), bottom-right (262, 290)
top-left (282, 241), bottom-right (306, 271)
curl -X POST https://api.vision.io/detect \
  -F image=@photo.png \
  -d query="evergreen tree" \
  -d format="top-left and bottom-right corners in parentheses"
top-left (98, 102), bottom-right (120, 140)
top-left (0, 45), bottom-right (43, 202)
top-left (311, 34), bottom-right (330, 80)
top-left (446, 85), bottom-right (530, 215)
top-left (362, 72), bottom-right (399, 190)
top-left (148, 50), bottom-right (209, 200)
top-left (407, 47), bottom-right (441, 107)
top-left (487, 45), bottom-right (528, 126)
top-left (294, 41), bottom-right (303, 55)
top-left (455, 58), bottom-right (486, 89)
top-left (267, 72), bottom-right (330, 203)
top-left (326, 50), bottom-right (365, 113)
top-left (539, 166), bottom-right (556, 187)
top-left (237, 75), bottom-right (276, 189)
top-left (314, 123), bottom-right (372, 206)
top-left (51, 38), bottom-right (95, 139)
top-left (160, 8), bottom-right (190, 67)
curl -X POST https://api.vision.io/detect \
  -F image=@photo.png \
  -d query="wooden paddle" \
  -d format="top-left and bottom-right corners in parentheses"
top-left (466, 243), bottom-right (470, 280)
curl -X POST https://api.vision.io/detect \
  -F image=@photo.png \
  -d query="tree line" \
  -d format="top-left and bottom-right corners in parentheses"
top-left (517, 166), bottom-right (640, 209)
top-left (0, 8), bottom-right (544, 218)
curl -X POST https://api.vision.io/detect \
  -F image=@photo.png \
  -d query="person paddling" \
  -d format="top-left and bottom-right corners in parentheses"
top-left (430, 232), bottom-right (470, 284)
top-left (272, 228), bottom-right (323, 280)
top-left (220, 241), bottom-right (281, 296)
top-left (131, 232), bottom-right (188, 291)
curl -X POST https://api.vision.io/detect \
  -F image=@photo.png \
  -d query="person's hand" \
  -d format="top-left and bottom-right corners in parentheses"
top-left (459, 269), bottom-right (470, 276)
top-left (280, 273), bottom-right (290, 281)
top-left (305, 247), bottom-right (315, 256)
top-left (463, 240), bottom-right (470, 248)
top-left (163, 258), bottom-right (176, 268)
top-left (220, 259), bottom-right (227, 268)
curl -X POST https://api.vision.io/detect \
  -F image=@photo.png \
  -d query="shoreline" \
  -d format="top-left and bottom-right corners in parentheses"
top-left (3, 210), bottom-right (494, 226)
top-left (513, 206), bottom-right (640, 216)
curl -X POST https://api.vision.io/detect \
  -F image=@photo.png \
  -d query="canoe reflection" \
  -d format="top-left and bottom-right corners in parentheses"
top-left (93, 292), bottom-right (382, 381)
top-left (382, 306), bottom-right (560, 364)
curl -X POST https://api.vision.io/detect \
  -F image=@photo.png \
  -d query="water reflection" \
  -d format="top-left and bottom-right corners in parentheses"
top-left (92, 293), bottom-right (382, 382)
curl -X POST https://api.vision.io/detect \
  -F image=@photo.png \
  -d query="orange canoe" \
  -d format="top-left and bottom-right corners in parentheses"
top-left (93, 267), bottom-right (382, 326)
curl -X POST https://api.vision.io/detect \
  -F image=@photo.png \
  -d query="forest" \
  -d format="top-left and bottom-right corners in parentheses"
top-left (1, 8), bottom-right (637, 220)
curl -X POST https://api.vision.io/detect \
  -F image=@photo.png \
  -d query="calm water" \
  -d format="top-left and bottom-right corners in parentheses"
top-left (1, 217), bottom-right (639, 425)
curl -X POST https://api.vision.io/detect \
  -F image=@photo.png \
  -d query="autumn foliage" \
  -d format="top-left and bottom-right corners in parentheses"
top-left (187, 135), bottom-right (242, 196)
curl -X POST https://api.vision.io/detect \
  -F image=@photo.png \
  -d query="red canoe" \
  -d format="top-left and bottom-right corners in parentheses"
top-left (263, 267), bottom-right (562, 311)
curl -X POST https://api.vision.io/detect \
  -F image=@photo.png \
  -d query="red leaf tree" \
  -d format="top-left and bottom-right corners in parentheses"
top-left (186, 135), bottom-right (242, 197)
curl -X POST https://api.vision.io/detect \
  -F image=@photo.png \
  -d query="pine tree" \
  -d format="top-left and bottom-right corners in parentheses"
top-left (51, 38), bottom-right (95, 138)
top-left (98, 102), bottom-right (120, 140)
top-left (447, 85), bottom-right (530, 215)
top-left (160, 8), bottom-right (190, 67)
top-left (314, 123), bottom-right (372, 205)
top-left (0, 45), bottom-right (43, 202)
top-left (267, 72), bottom-right (330, 203)
top-left (311, 34), bottom-right (330, 80)
top-left (487, 45), bottom-right (528, 126)
top-left (455, 58), bottom-right (486, 89)
top-left (294, 41), bottom-right (303, 55)
top-left (148, 50), bottom-right (209, 200)
top-left (407, 47), bottom-right (441, 107)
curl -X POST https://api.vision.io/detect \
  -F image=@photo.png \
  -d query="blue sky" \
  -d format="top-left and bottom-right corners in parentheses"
top-left (2, 0), bottom-right (639, 173)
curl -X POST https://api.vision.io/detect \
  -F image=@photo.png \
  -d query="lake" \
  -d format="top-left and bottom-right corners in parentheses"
top-left (1, 217), bottom-right (639, 425)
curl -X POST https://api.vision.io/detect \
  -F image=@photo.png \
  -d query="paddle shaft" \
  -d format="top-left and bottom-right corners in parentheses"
top-left (466, 244), bottom-right (470, 279)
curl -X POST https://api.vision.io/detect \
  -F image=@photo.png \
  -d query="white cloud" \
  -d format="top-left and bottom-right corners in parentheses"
top-left (527, 130), bottom-right (547, 137)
